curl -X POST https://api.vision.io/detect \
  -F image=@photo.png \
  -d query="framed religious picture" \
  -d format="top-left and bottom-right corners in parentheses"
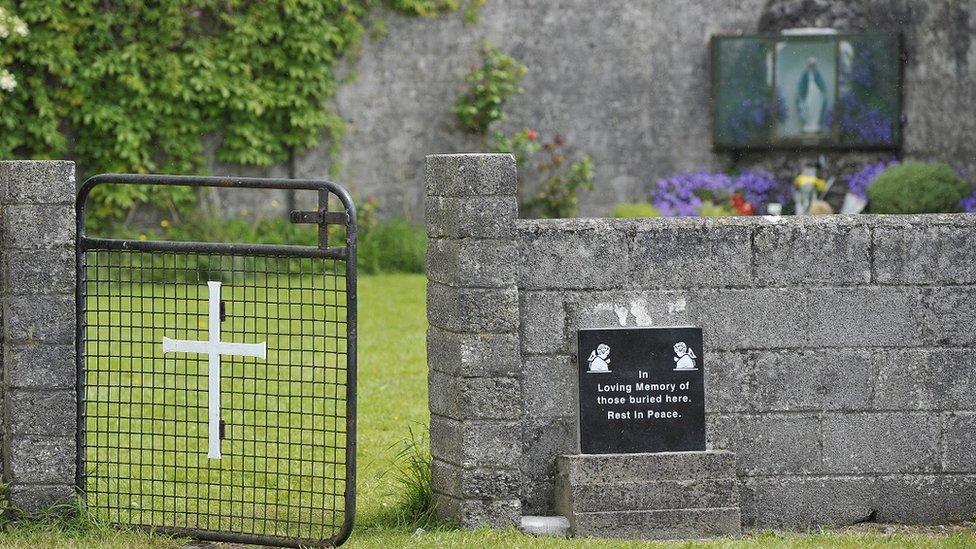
top-left (710, 31), bottom-right (902, 150)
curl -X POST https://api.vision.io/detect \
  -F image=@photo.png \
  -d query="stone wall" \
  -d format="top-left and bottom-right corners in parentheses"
top-left (0, 161), bottom-right (77, 512)
top-left (219, 0), bottom-right (976, 219)
top-left (426, 153), bottom-right (976, 530)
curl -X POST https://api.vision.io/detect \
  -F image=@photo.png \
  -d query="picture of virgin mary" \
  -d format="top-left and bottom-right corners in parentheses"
top-left (796, 57), bottom-right (828, 133)
top-left (774, 40), bottom-right (836, 139)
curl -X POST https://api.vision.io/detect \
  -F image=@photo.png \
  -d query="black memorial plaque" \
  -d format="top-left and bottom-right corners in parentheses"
top-left (577, 327), bottom-right (705, 454)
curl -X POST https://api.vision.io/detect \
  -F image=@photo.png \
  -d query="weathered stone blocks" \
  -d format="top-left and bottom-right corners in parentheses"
top-left (806, 286), bottom-right (923, 347)
top-left (426, 196), bottom-right (517, 239)
top-left (429, 416), bottom-right (521, 470)
top-left (821, 412), bottom-right (940, 474)
top-left (628, 220), bottom-right (752, 289)
top-left (942, 412), bottom-right (976, 472)
top-left (6, 390), bottom-right (75, 436)
top-left (428, 372), bottom-right (521, 420)
top-left (921, 287), bottom-right (976, 345)
top-left (556, 452), bottom-right (741, 540)
top-left (521, 355), bottom-right (576, 419)
top-left (557, 450), bottom-right (736, 485)
top-left (425, 153), bottom-right (517, 198)
top-left (427, 326), bottom-right (520, 378)
top-left (518, 219), bottom-right (630, 290)
top-left (7, 436), bottom-right (75, 484)
top-left (754, 218), bottom-right (871, 285)
top-left (2, 205), bottom-right (75, 250)
top-left (5, 345), bottom-right (76, 389)
top-left (0, 160), bottom-right (75, 204)
top-left (734, 414), bottom-right (821, 475)
top-left (427, 282), bottom-right (518, 333)
top-left (5, 249), bottom-right (76, 295)
top-left (569, 508), bottom-right (742, 540)
top-left (426, 238), bottom-right (517, 288)
top-left (1, 160), bottom-right (77, 513)
top-left (874, 222), bottom-right (976, 284)
top-left (4, 294), bottom-right (75, 344)
top-left (426, 154), bottom-right (522, 527)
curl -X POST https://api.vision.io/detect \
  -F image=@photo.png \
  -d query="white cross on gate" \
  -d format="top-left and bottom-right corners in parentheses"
top-left (161, 281), bottom-right (266, 459)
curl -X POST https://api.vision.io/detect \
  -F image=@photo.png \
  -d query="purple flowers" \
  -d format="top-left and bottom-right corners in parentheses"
top-left (653, 171), bottom-right (731, 217)
top-left (961, 193), bottom-right (976, 213)
top-left (652, 170), bottom-right (787, 217)
top-left (727, 94), bottom-right (788, 144)
top-left (837, 91), bottom-right (895, 145)
top-left (844, 159), bottom-right (898, 199)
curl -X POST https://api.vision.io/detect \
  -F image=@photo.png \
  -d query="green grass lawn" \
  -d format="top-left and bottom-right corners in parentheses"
top-left (1, 273), bottom-right (974, 548)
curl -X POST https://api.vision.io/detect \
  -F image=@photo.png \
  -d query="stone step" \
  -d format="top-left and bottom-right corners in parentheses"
top-left (556, 451), bottom-right (736, 485)
top-left (557, 478), bottom-right (738, 513)
top-left (571, 507), bottom-right (742, 540)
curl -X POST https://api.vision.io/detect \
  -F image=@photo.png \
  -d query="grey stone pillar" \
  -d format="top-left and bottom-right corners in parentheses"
top-left (0, 161), bottom-right (77, 512)
top-left (425, 154), bottom-right (523, 527)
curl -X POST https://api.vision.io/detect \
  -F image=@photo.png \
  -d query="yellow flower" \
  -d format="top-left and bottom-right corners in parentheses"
top-left (794, 174), bottom-right (827, 192)
top-left (138, 234), bottom-right (148, 241)
top-left (160, 219), bottom-right (171, 228)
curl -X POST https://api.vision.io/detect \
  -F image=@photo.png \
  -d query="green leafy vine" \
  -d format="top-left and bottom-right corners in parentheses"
top-left (0, 0), bottom-right (467, 228)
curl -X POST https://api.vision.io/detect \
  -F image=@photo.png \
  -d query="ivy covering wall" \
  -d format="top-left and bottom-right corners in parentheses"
top-left (0, 1), bottom-right (459, 219)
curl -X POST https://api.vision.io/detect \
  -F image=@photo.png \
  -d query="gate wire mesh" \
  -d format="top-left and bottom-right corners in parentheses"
top-left (77, 176), bottom-right (355, 548)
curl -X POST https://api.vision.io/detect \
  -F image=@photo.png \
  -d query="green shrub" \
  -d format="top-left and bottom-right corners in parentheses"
top-left (359, 218), bottom-right (427, 275)
top-left (453, 41), bottom-right (526, 135)
top-left (867, 162), bottom-right (970, 214)
top-left (611, 202), bottom-right (662, 218)
top-left (498, 131), bottom-right (595, 219)
top-left (698, 201), bottom-right (737, 217)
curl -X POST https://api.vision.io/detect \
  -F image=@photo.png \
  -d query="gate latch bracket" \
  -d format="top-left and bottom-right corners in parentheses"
top-left (290, 209), bottom-right (349, 226)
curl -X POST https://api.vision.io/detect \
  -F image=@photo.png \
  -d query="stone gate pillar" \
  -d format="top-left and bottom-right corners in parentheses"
top-left (0, 161), bottom-right (77, 512)
top-left (425, 154), bottom-right (523, 527)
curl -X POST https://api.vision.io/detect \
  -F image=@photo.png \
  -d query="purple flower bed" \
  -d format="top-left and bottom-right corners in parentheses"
top-left (651, 169), bottom-right (787, 217)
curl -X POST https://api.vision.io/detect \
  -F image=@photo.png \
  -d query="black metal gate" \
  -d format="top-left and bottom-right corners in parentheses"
top-left (76, 175), bottom-right (356, 547)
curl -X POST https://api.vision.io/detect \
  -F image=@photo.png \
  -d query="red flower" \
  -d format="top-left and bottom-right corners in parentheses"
top-left (730, 193), bottom-right (755, 216)
top-left (524, 130), bottom-right (538, 141)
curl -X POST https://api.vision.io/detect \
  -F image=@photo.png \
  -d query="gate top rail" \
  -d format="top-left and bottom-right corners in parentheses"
top-left (77, 173), bottom-right (357, 259)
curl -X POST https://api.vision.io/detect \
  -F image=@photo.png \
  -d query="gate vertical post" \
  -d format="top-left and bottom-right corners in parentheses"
top-left (425, 154), bottom-right (523, 527)
top-left (0, 161), bottom-right (77, 512)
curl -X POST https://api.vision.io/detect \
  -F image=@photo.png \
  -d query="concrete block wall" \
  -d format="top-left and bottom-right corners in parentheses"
top-left (427, 153), bottom-right (976, 530)
top-left (0, 161), bottom-right (77, 512)
top-left (425, 154), bottom-right (523, 527)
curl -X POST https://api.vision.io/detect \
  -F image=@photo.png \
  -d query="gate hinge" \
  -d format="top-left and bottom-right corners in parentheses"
top-left (290, 209), bottom-right (349, 225)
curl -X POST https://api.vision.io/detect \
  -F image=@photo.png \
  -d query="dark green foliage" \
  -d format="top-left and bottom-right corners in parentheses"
top-left (1, 1), bottom-right (457, 228)
top-left (359, 217), bottom-right (427, 275)
top-left (867, 162), bottom-right (970, 214)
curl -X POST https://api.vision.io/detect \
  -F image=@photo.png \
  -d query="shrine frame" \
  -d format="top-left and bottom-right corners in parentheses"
top-left (75, 174), bottom-right (357, 548)
top-left (709, 31), bottom-right (905, 152)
